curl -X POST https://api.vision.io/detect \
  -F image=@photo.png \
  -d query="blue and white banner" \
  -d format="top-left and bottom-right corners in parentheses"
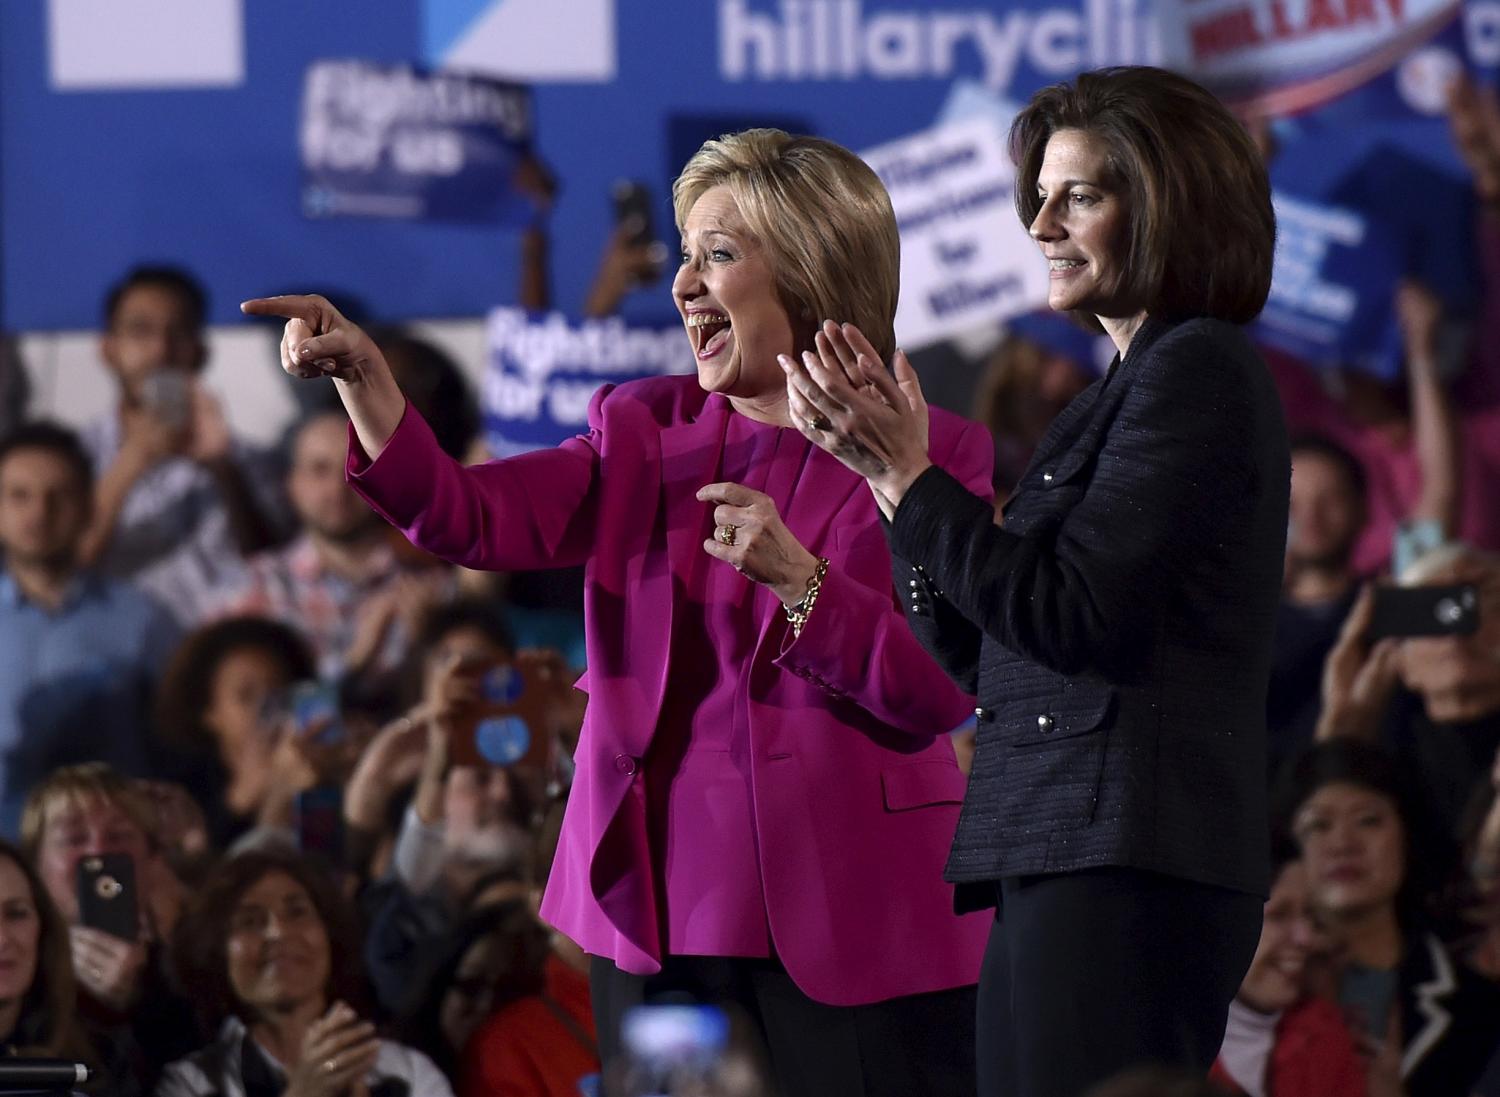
top-left (1255, 127), bottom-right (1476, 377)
top-left (1257, 190), bottom-right (1405, 373)
top-left (1, 0), bottom-right (1482, 333)
top-left (481, 308), bottom-right (695, 455)
top-left (424, 0), bottom-right (617, 82)
top-left (300, 59), bottom-right (534, 223)
top-left (863, 118), bottom-right (1049, 348)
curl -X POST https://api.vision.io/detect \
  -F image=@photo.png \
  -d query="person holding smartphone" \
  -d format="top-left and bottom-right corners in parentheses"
top-left (1316, 545), bottom-right (1500, 836)
top-left (20, 764), bottom-right (199, 1091)
top-left (81, 265), bottom-right (284, 626)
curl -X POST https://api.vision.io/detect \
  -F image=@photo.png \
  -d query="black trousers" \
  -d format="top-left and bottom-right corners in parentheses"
top-left (591, 954), bottom-right (977, 1097)
top-left (976, 867), bottom-right (1262, 1097)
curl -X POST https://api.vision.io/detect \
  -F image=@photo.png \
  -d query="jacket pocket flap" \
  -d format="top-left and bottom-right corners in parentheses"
top-left (1008, 683), bottom-right (1116, 746)
top-left (881, 760), bottom-right (966, 812)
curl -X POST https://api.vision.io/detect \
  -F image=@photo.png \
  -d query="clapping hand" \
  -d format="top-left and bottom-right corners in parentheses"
top-left (780, 321), bottom-right (931, 514)
top-left (284, 1002), bottom-right (380, 1097)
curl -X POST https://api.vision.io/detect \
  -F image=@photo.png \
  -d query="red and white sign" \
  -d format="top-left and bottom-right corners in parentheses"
top-left (1157, 0), bottom-right (1461, 113)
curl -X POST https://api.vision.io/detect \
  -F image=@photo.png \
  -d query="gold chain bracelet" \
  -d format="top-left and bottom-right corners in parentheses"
top-left (785, 557), bottom-right (830, 639)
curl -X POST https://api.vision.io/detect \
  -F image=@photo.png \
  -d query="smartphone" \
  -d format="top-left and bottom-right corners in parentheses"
top-left (612, 179), bottom-right (654, 247)
top-left (76, 853), bottom-right (139, 942)
top-left (1339, 965), bottom-right (1398, 1038)
top-left (1368, 583), bottom-right (1480, 640)
top-left (617, 1005), bottom-right (730, 1097)
top-left (138, 370), bottom-right (192, 432)
top-left (294, 785), bottom-right (344, 863)
top-left (288, 681), bottom-right (344, 747)
top-left (450, 657), bottom-right (547, 769)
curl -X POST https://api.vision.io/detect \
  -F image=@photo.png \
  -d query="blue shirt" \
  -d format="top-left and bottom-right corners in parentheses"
top-left (0, 570), bottom-right (179, 835)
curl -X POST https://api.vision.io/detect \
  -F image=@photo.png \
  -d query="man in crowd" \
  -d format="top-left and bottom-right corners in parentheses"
top-left (81, 264), bottom-right (283, 625)
top-left (0, 422), bottom-right (178, 834)
top-left (217, 409), bottom-right (446, 681)
top-left (1267, 434), bottom-right (1368, 774)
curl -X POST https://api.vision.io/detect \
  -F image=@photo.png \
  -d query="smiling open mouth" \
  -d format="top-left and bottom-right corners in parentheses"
top-left (687, 311), bottom-right (732, 359)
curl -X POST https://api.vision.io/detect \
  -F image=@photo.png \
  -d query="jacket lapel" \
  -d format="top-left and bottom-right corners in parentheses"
top-left (650, 396), bottom-right (733, 721)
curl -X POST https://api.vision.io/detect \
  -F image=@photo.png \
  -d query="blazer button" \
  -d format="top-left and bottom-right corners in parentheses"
top-left (975, 706), bottom-right (992, 722)
top-left (1037, 714), bottom-right (1054, 734)
top-left (613, 754), bottom-right (638, 775)
top-left (1042, 471), bottom-right (1055, 484)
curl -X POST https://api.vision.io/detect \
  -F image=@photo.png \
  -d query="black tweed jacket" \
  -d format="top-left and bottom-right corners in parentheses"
top-left (889, 315), bottom-right (1290, 910)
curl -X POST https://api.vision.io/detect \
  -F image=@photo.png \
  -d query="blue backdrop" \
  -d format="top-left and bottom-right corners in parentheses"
top-left (0, 0), bottom-right (1156, 331)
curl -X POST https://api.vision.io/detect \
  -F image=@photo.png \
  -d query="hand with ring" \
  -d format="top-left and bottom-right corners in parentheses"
top-left (698, 482), bottom-right (820, 607)
top-left (780, 320), bottom-right (933, 513)
top-left (285, 1001), bottom-right (380, 1097)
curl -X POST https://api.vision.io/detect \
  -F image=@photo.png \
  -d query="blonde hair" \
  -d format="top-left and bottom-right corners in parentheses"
top-left (672, 128), bottom-right (901, 363)
top-left (20, 763), bottom-right (157, 862)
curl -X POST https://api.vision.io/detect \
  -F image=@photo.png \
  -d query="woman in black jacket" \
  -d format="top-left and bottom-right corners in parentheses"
top-left (783, 66), bottom-right (1290, 1097)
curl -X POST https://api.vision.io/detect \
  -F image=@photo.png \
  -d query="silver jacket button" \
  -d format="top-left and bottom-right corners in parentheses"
top-left (1037, 714), bottom-right (1054, 733)
top-left (1042, 471), bottom-right (1055, 484)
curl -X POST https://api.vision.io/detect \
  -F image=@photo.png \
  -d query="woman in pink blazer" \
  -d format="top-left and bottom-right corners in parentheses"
top-left (244, 128), bottom-right (990, 1096)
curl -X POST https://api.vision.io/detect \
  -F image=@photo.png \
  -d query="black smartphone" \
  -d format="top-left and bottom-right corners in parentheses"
top-left (1339, 965), bottom-right (1398, 1038)
top-left (1368, 582), bottom-right (1480, 640)
top-left (612, 179), bottom-right (654, 246)
top-left (294, 785), bottom-right (344, 863)
top-left (76, 853), bottom-right (139, 942)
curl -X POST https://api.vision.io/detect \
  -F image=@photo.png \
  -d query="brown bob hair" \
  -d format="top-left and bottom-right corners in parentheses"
top-left (1011, 66), bottom-right (1275, 326)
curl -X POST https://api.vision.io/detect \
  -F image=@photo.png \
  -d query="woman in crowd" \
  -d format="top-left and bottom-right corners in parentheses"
top-left (160, 848), bottom-right (452, 1097)
top-left (397, 899), bottom-right (597, 1096)
top-left (155, 616), bottom-right (319, 847)
top-left (784, 66), bottom-right (1289, 1097)
top-left (1210, 839), bottom-right (1388, 1096)
top-left (1277, 739), bottom-right (1500, 1097)
top-left (0, 839), bottom-right (92, 1061)
top-left (243, 125), bottom-right (991, 1095)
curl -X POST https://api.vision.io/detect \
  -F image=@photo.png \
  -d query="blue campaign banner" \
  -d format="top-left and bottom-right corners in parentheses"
top-left (1254, 114), bottom-right (1477, 378)
top-left (0, 0), bottom-right (1478, 338)
top-left (300, 60), bottom-right (534, 224)
top-left (481, 307), bottom-right (694, 455)
top-left (1, 0), bottom-right (1157, 331)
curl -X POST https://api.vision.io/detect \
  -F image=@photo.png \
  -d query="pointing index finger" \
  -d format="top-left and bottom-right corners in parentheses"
top-left (239, 294), bottom-right (330, 328)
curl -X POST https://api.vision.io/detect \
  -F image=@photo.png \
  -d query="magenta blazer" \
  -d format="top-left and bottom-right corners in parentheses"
top-left (348, 375), bottom-right (992, 1006)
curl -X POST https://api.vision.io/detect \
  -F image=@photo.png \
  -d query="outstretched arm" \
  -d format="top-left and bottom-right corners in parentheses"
top-left (240, 294), bottom-right (407, 459)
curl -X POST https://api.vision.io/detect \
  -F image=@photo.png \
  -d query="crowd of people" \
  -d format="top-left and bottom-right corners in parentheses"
top-left (1, 70), bottom-right (1499, 1097)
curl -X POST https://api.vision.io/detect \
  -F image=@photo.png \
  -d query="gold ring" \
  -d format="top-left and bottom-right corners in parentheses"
top-left (808, 414), bottom-right (833, 432)
top-left (715, 524), bottom-right (737, 546)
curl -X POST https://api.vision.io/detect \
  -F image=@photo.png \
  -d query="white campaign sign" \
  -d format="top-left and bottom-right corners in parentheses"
top-left (47, 0), bottom-right (244, 90)
top-left (863, 117), bottom-right (1048, 350)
